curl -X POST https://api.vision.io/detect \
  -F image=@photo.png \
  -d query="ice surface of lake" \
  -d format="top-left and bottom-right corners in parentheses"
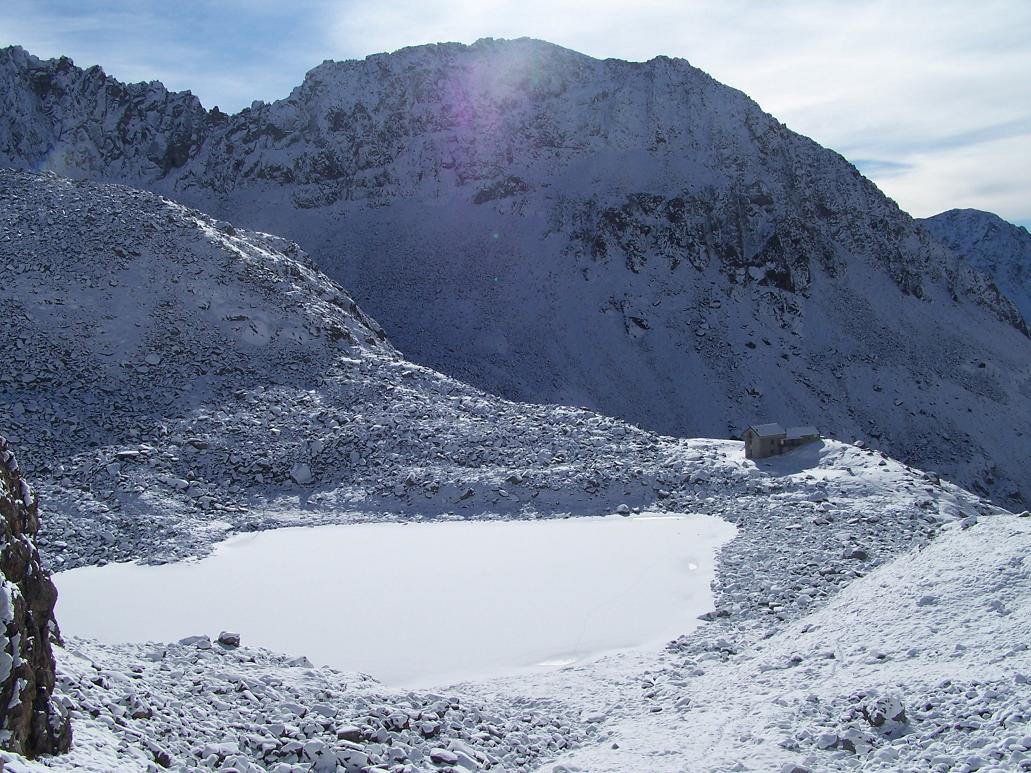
top-left (55, 513), bottom-right (734, 687)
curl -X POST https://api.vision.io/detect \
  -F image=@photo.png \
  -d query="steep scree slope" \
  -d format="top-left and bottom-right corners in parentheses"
top-left (0, 170), bottom-right (701, 570)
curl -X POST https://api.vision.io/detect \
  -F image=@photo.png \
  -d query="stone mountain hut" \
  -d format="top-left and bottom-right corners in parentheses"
top-left (743, 423), bottom-right (820, 459)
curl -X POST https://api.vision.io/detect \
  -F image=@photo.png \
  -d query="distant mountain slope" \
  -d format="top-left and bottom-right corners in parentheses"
top-left (1, 41), bottom-right (1030, 506)
top-left (921, 209), bottom-right (1031, 326)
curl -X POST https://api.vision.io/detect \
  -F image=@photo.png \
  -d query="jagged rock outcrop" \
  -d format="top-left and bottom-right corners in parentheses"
top-left (1, 40), bottom-right (1030, 506)
top-left (0, 434), bottom-right (71, 756)
top-left (0, 45), bottom-right (216, 181)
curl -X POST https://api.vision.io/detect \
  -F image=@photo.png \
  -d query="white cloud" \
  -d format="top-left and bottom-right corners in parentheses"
top-left (873, 133), bottom-right (1031, 220)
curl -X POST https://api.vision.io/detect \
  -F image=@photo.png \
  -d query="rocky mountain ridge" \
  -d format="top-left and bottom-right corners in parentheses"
top-left (921, 208), bottom-right (1031, 327)
top-left (1, 40), bottom-right (1030, 508)
top-left (2, 40), bottom-right (1020, 320)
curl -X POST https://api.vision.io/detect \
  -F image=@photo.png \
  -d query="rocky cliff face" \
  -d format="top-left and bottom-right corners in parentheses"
top-left (0, 434), bottom-right (71, 756)
top-left (921, 209), bottom-right (1031, 327)
top-left (0, 45), bottom-right (215, 181)
top-left (2, 40), bottom-right (1030, 506)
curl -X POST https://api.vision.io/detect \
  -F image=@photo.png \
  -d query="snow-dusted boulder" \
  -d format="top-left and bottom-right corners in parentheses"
top-left (217, 631), bottom-right (241, 647)
top-left (290, 462), bottom-right (314, 486)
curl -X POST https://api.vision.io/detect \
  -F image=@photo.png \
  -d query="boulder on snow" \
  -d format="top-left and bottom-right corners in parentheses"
top-left (0, 434), bottom-right (72, 756)
top-left (178, 634), bottom-right (212, 649)
top-left (429, 748), bottom-right (459, 764)
top-left (289, 463), bottom-right (314, 485)
top-left (217, 631), bottom-right (241, 647)
top-left (862, 694), bottom-right (907, 729)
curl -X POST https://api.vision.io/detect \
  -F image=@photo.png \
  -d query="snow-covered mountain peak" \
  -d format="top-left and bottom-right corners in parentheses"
top-left (923, 207), bottom-right (1031, 270)
top-left (921, 208), bottom-right (1031, 327)
top-left (927, 207), bottom-right (1029, 235)
top-left (922, 210), bottom-right (1030, 264)
top-left (2, 43), bottom-right (1030, 507)
top-left (260, 35), bottom-right (763, 197)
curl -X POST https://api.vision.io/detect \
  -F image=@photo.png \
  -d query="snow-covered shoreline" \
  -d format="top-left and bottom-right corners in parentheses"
top-left (6, 431), bottom-right (1021, 772)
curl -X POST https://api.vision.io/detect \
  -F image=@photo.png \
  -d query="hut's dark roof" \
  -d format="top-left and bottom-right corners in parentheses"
top-left (747, 423), bottom-right (786, 438)
top-left (787, 426), bottom-right (819, 440)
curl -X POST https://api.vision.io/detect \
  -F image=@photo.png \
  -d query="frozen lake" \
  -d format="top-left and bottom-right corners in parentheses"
top-left (54, 513), bottom-right (734, 687)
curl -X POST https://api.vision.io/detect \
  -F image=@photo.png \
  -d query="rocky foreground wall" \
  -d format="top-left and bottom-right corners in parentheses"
top-left (0, 434), bottom-right (70, 756)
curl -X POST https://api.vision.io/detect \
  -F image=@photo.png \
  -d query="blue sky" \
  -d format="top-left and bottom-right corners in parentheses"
top-left (2, 0), bottom-right (1029, 227)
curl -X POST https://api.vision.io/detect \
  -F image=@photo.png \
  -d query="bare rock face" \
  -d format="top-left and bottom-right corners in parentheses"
top-left (0, 434), bottom-right (71, 756)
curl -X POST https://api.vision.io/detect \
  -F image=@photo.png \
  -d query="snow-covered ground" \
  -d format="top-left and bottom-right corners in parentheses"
top-left (0, 439), bottom-right (1013, 772)
top-left (54, 513), bottom-right (734, 688)
top-left (8, 501), bottom-right (1028, 772)
top-left (480, 512), bottom-right (1031, 772)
